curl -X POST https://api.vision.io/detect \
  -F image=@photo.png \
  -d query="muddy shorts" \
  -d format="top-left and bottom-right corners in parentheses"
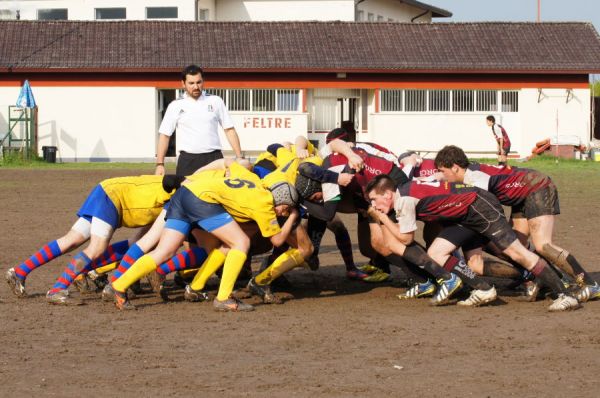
top-left (511, 183), bottom-right (560, 220)
top-left (436, 224), bottom-right (489, 252)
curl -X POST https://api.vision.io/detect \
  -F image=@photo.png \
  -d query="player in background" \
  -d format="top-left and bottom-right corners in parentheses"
top-left (486, 115), bottom-right (511, 166)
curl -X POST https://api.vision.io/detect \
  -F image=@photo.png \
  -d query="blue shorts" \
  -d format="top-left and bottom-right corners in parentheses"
top-left (77, 185), bottom-right (119, 229)
top-left (165, 187), bottom-right (233, 234)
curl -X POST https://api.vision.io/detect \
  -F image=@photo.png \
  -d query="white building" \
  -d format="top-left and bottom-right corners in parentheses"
top-left (0, 0), bottom-right (450, 22)
top-left (1, 20), bottom-right (599, 162)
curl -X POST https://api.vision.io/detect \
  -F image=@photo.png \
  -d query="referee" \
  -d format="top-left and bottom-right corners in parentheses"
top-left (155, 65), bottom-right (243, 176)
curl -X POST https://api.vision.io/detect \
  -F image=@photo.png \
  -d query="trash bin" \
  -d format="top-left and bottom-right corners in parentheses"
top-left (42, 146), bottom-right (57, 163)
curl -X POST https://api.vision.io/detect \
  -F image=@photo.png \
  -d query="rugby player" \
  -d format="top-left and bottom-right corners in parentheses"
top-left (434, 145), bottom-right (599, 302)
top-left (366, 175), bottom-right (580, 311)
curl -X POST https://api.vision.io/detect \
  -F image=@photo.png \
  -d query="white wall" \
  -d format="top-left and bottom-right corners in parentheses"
top-left (519, 88), bottom-right (590, 154)
top-left (216, 0), bottom-right (354, 21)
top-left (368, 88), bottom-right (592, 158)
top-left (0, 0), bottom-right (197, 20)
top-left (223, 112), bottom-right (308, 154)
top-left (358, 0), bottom-right (431, 22)
top-left (0, 86), bottom-right (157, 161)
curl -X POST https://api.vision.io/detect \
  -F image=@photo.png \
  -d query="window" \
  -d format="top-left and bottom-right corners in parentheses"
top-left (277, 90), bottom-right (300, 111)
top-left (476, 90), bottom-right (498, 112)
top-left (428, 90), bottom-right (450, 112)
top-left (380, 89), bottom-right (519, 113)
top-left (37, 9), bottom-right (68, 20)
top-left (198, 8), bottom-right (209, 21)
top-left (356, 10), bottom-right (364, 21)
top-left (501, 91), bottom-right (519, 112)
top-left (381, 89), bottom-right (402, 111)
top-left (368, 13), bottom-right (374, 22)
top-left (0, 9), bottom-right (16, 20)
top-left (95, 8), bottom-right (126, 20)
top-left (405, 90), bottom-right (427, 112)
top-left (205, 89), bottom-right (301, 112)
top-left (452, 90), bottom-right (474, 112)
top-left (377, 15), bottom-right (384, 22)
top-left (146, 7), bottom-right (177, 19)
top-left (252, 90), bottom-right (276, 112)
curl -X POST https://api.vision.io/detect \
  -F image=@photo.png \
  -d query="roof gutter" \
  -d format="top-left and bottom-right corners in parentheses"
top-left (411, 10), bottom-right (429, 23)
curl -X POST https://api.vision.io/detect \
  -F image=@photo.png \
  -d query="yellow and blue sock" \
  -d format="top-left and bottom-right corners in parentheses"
top-left (89, 240), bottom-right (129, 271)
top-left (255, 249), bottom-right (304, 286)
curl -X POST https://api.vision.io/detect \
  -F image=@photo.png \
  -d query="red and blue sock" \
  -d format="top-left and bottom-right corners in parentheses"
top-left (14, 240), bottom-right (62, 280)
top-left (110, 243), bottom-right (144, 283)
top-left (48, 252), bottom-right (93, 293)
top-left (89, 240), bottom-right (129, 270)
top-left (156, 247), bottom-right (208, 275)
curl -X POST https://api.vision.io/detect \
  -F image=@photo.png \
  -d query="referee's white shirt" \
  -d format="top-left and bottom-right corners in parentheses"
top-left (158, 91), bottom-right (234, 154)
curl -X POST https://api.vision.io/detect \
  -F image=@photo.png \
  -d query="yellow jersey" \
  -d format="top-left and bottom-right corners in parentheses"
top-left (183, 163), bottom-right (280, 238)
top-left (100, 175), bottom-right (172, 228)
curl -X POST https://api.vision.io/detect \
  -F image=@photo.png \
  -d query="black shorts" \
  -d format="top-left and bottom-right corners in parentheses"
top-left (460, 191), bottom-right (517, 251)
top-left (176, 150), bottom-right (223, 177)
top-left (436, 224), bottom-right (489, 252)
top-left (511, 183), bottom-right (560, 220)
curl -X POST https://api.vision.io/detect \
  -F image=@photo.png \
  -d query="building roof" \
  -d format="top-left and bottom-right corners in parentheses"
top-left (400, 0), bottom-right (452, 18)
top-left (2, 21), bottom-right (600, 74)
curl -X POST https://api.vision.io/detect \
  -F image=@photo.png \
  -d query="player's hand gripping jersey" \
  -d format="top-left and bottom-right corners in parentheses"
top-left (183, 162), bottom-right (281, 237)
top-left (464, 163), bottom-right (553, 206)
top-left (395, 181), bottom-right (479, 232)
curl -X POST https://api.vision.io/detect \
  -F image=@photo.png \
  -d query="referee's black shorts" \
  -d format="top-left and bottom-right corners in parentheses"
top-left (176, 150), bottom-right (223, 177)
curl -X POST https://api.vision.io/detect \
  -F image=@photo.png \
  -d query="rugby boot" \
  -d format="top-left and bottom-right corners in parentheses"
top-left (430, 274), bottom-right (463, 306)
top-left (88, 271), bottom-right (109, 290)
top-left (114, 289), bottom-right (136, 311)
top-left (73, 274), bottom-right (98, 295)
top-left (356, 264), bottom-right (379, 274)
top-left (101, 284), bottom-right (115, 301)
top-left (363, 269), bottom-right (390, 283)
top-left (213, 296), bottom-right (254, 312)
top-left (5, 268), bottom-right (27, 297)
top-left (575, 282), bottom-right (600, 303)
top-left (521, 280), bottom-right (542, 302)
top-left (46, 289), bottom-right (84, 306)
top-left (548, 294), bottom-right (581, 312)
top-left (457, 286), bottom-right (497, 307)
top-left (146, 271), bottom-right (166, 294)
top-left (183, 284), bottom-right (210, 302)
top-left (398, 279), bottom-right (436, 300)
top-left (346, 268), bottom-right (371, 281)
top-left (247, 278), bottom-right (281, 304)
top-left (158, 282), bottom-right (169, 302)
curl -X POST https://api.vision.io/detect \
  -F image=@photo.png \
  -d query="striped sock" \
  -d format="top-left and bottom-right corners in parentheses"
top-left (334, 228), bottom-right (355, 270)
top-left (89, 240), bottom-right (129, 271)
top-left (156, 247), bottom-right (208, 276)
top-left (48, 252), bottom-right (92, 293)
top-left (110, 244), bottom-right (144, 283)
top-left (14, 240), bottom-right (62, 280)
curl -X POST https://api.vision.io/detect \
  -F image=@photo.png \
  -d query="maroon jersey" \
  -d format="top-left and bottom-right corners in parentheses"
top-left (465, 163), bottom-right (552, 206)
top-left (395, 181), bottom-right (479, 232)
top-left (492, 124), bottom-right (511, 150)
top-left (325, 147), bottom-right (394, 194)
top-left (400, 158), bottom-right (438, 178)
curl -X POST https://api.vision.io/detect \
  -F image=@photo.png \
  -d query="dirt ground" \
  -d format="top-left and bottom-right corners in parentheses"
top-left (0, 168), bottom-right (599, 397)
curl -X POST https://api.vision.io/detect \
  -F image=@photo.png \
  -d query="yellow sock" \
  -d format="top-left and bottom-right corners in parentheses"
top-left (216, 249), bottom-right (247, 301)
top-left (255, 249), bottom-right (304, 286)
top-left (178, 268), bottom-right (200, 278)
top-left (112, 255), bottom-right (157, 293)
top-left (94, 262), bottom-right (118, 275)
top-left (190, 249), bottom-right (226, 291)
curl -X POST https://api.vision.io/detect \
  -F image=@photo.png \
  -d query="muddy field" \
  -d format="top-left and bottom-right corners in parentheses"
top-left (0, 167), bottom-right (599, 397)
